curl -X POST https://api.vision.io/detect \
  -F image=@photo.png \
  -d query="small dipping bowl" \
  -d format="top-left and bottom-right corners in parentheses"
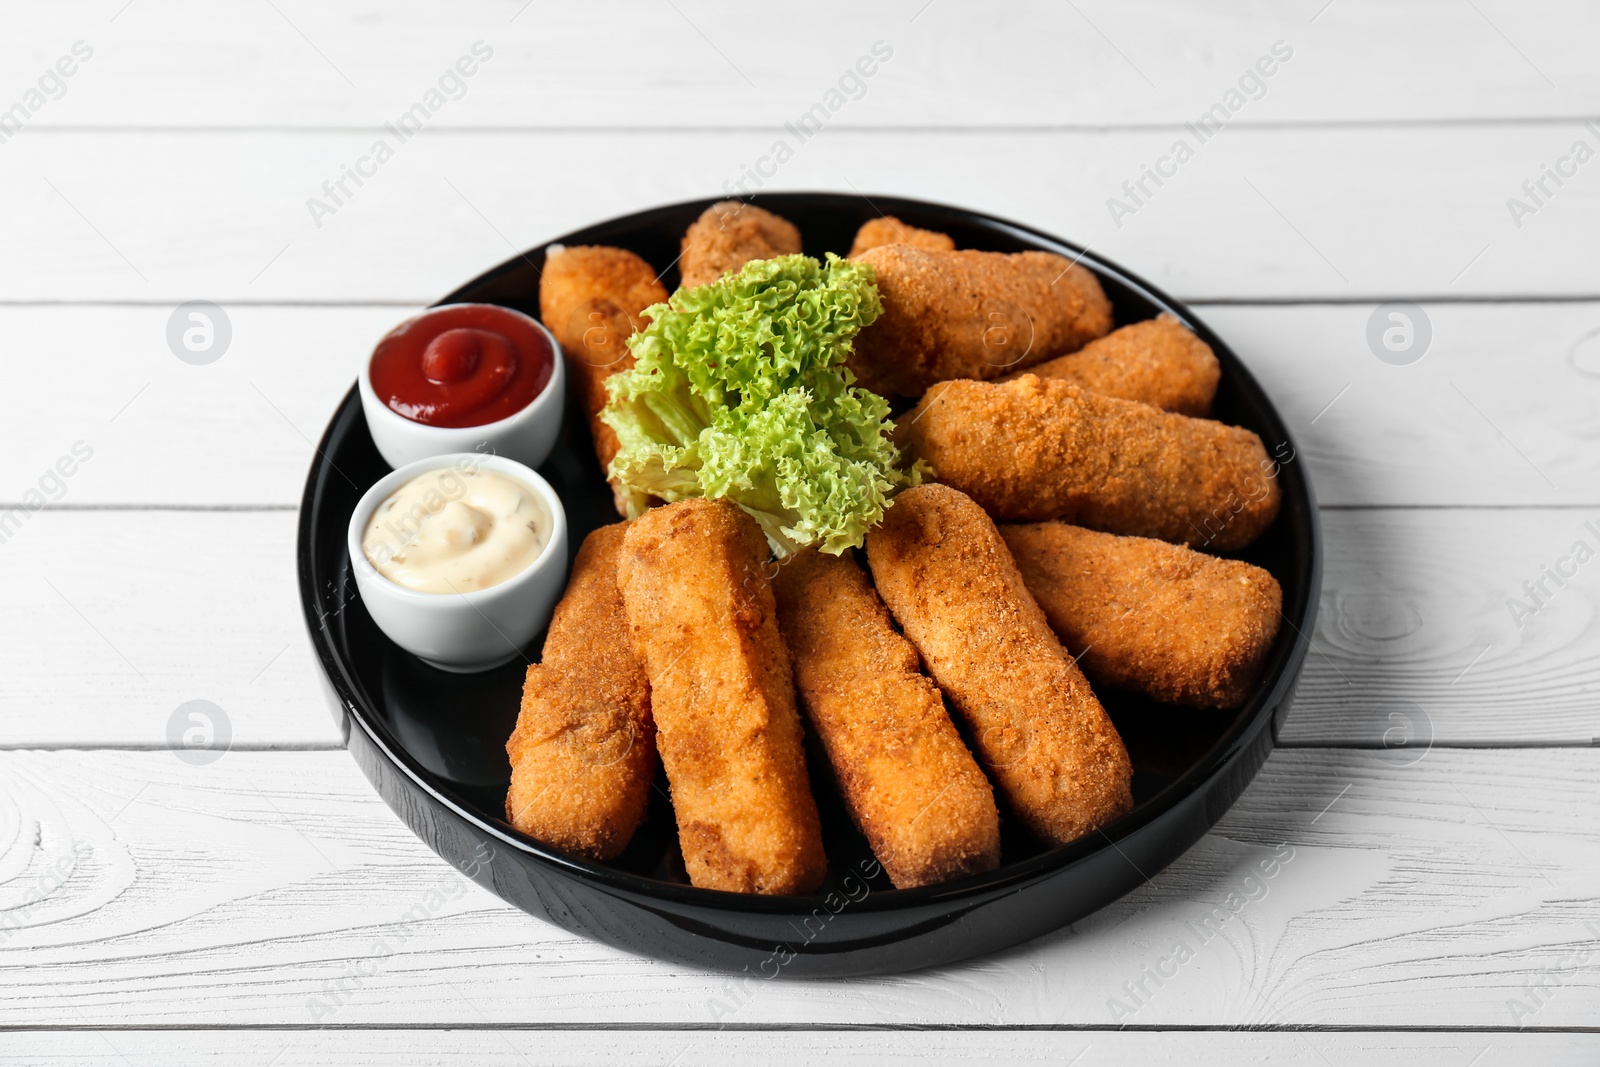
top-left (358, 303), bottom-right (566, 471)
top-left (348, 452), bottom-right (568, 673)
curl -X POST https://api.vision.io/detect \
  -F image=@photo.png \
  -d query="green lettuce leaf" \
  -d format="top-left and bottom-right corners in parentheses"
top-left (600, 252), bottom-right (921, 555)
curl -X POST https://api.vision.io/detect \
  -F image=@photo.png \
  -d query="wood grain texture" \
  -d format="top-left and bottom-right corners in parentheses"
top-left (9, 1), bottom-right (1599, 128)
top-left (1, 125), bottom-right (1596, 303)
top-left (1285, 508), bottom-right (1600, 746)
top-left (0, 1030), bottom-right (1594, 1067)
top-left (2, 506), bottom-right (1595, 748)
top-left (0, 748), bottom-right (1596, 1028)
top-left (4, 2), bottom-right (1592, 1049)
top-left (4, 302), bottom-right (1597, 508)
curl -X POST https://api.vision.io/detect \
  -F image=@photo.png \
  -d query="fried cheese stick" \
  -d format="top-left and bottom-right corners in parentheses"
top-left (505, 523), bottom-right (657, 860)
top-left (846, 246), bottom-right (1112, 397)
top-left (1000, 522), bottom-right (1283, 709)
top-left (1000, 314), bottom-right (1220, 416)
top-left (865, 485), bottom-right (1133, 845)
top-left (846, 215), bottom-right (955, 257)
top-left (900, 376), bottom-right (1280, 550)
top-left (538, 245), bottom-right (668, 511)
top-left (678, 201), bottom-right (803, 290)
top-left (618, 499), bottom-right (826, 894)
top-left (772, 549), bottom-right (1000, 888)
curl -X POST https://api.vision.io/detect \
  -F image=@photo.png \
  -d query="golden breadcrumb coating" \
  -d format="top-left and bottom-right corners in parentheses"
top-left (900, 375), bottom-right (1280, 551)
top-left (538, 245), bottom-right (668, 511)
top-left (617, 499), bottom-right (826, 894)
top-left (846, 215), bottom-right (956, 258)
top-left (678, 201), bottom-right (803, 290)
top-left (846, 246), bottom-right (1112, 397)
top-left (865, 485), bottom-right (1133, 846)
top-left (505, 524), bottom-right (657, 860)
top-left (1000, 522), bottom-right (1283, 709)
top-left (1001, 314), bottom-right (1220, 416)
top-left (772, 548), bottom-right (1000, 888)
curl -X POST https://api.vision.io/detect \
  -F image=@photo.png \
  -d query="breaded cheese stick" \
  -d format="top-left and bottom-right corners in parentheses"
top-left (865, 485), bottom-right (1133, 846)
top-left (679, 201), bottom-right (803, 290)
top-left (618, 499), bottom-right (826, 894)
top-left (1000, 522), bottom-right (1283, 709)
top-left (1000, 314), bottom-right (1220, 416)
top-left (846, 215), bottom-right (956, 258)
top-left (505, 523), bottom-right (657, 860)
top-left (539, 245), bottom-right (668, 509)
top-left (772, 549), bottom-right (1000, 888)
top-left (846, 246), bottom-right (1112, 397)
top-left (900, 375), bottom-right (1280, 550)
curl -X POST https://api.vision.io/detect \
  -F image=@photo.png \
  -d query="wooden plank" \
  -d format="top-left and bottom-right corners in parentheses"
top-left (4, 302), bottom-right (1598, 509)
top-left (1284, 508), bottom-right (1600, 747)
top-left (0, 748), bottom-right (1596, 1027)
top-left (1, 510), bottom-right (1595, 749)
top-left (2, 126), bottom-right (1597, 303)
top-left (0, 1030), bottom-right (1594, 1066)
top-left (1199, 302), bottom-right (1600, 508)
top-left (0, 510), bottom-right (342, 749)
top-left (9, 1), bottom-right (1599, 129)
top-left (0, 304), bottom-right (409, 509)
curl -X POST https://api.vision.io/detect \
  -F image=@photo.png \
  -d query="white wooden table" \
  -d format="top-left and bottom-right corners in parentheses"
top-left (3, 2), bottom-right (1598, 1063)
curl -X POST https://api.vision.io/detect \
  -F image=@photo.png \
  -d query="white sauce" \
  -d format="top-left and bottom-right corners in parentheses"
top-left (362, 466), bottom-right (549, 594)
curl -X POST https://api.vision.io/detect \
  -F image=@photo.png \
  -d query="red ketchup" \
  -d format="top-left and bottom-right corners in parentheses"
top-left (369, 304), bottom-right (554, 428)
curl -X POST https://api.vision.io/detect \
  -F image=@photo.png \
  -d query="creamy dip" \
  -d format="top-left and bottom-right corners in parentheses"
top-left (362, 465), bottom-right (549, 594)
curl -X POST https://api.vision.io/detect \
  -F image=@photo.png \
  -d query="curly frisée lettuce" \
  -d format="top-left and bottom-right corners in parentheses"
top-left (600, 253), bottom-right (921, 556)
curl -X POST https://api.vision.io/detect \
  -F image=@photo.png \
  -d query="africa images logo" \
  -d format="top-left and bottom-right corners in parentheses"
top-left (305, 41), bottom-right (494, 228)
top-left (1106, 40), bottom-right (1294, 229)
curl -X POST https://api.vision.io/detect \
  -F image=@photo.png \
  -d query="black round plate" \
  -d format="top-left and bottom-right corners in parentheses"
top-left (297, 193), bottom-right (1322, 977)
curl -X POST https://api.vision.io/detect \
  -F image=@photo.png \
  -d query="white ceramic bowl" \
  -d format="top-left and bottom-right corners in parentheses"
top-left (358, 304), bottom-right (566, 471)
top-left (347, 452), bottom-right (569, 673)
